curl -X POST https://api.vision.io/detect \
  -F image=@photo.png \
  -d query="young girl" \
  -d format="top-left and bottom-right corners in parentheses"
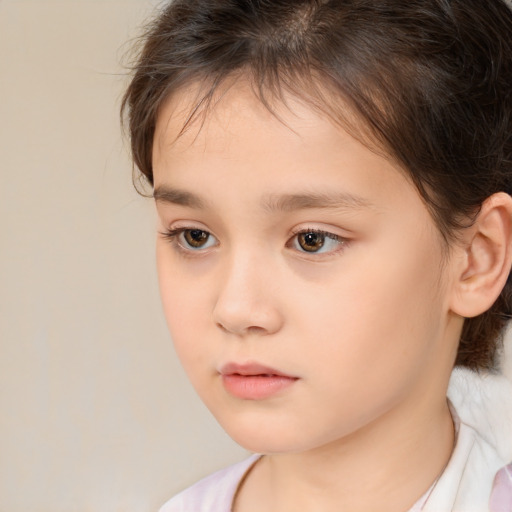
top-left (122, 0), bottom-right (512, 510)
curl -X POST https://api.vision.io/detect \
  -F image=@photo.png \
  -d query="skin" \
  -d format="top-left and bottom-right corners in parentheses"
top-left (152, 82), bottom-right (465, 512)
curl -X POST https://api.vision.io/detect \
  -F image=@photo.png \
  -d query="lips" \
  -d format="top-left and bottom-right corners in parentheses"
top-left (219, 362), bottom-right (298, 400)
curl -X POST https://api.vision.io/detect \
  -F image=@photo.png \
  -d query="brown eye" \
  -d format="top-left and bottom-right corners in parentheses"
top-left (291, 230), bottom-right (344, 255)
top-left (183, 229), bottom-right (211, 248)
top-left (297, 232), bottom-right (325, 252)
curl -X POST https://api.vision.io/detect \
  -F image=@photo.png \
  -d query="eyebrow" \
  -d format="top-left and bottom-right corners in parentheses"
top-left (153, 186), bottom-right (374, 212)
top-left (262, 192), bottom-right (375, 213)
top-left (153, 186), bottom-right (206, 208)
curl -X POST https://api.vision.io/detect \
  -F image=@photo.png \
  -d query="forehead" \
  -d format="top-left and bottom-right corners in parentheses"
top-left (152, 79), bottom-right (400, 178)
top-left (154, 79), bottom-right (396, 188)
top-left (153, 77), bottom-right (390, 164)
top-left (164, 86), bottom-right (425, 209)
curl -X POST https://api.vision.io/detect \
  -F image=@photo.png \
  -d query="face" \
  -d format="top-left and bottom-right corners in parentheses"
top-left (152, 82), bottom-right (460, 454)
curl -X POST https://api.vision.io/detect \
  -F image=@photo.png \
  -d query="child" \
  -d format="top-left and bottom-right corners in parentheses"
top-left (122, 0), bottom-right (512, 510)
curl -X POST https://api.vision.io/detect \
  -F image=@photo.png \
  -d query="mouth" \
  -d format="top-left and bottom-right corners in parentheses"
top-left (219, 362), bottom-right (299, 400)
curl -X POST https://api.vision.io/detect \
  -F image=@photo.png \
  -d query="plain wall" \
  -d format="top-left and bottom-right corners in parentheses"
top-left (0, 2), bottom-right (246, 511)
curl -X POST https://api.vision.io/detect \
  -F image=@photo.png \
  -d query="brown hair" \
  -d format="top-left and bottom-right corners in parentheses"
top-left (121, 0), bottom-right (512, 370)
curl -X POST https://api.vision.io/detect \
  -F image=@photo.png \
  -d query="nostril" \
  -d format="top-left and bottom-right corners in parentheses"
top-left (215, 321), bottom-right (267, 336)
top-left (246, 325), bottom-right (267, 335)
top-left (216, 322), bottom-right (229, 333)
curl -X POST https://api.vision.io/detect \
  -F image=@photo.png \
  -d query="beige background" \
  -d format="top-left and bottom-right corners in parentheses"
top-left (1, 2), bottom-right (512, 512)
top-left (0, 2), bottom-right (246, 511)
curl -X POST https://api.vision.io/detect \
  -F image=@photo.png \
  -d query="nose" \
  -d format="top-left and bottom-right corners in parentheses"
top-left (212, 252), bottom-right (284, 337)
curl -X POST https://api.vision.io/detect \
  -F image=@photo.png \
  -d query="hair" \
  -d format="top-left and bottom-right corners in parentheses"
top-left (121, 0), bottom-right (512, 371)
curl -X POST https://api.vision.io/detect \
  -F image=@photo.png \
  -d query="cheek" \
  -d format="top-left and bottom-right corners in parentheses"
top-left (158, 281), bottom-right (212, 390)
top-left (298, 239), bottom-right (446, 382)
top-left (156, 247), bottom-right (208, 352)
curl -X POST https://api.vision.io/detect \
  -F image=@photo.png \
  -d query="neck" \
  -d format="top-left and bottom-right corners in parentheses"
top-left (235, 395), bottom-right (455, 512)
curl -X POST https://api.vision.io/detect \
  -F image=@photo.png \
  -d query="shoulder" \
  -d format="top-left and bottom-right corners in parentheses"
top-left (159, 454), bottom-right (261, 512)
top-left (448, 366), bottom-right (512, 464)
top-left (426, 366), bottom-right (512, 511)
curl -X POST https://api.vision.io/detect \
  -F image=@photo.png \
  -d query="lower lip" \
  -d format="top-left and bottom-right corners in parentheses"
top-left (221, 374), bottom-right (298, 400)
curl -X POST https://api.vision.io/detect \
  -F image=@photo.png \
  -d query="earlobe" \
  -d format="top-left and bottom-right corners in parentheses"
top-left (450, 192), bottom-right (512, 318)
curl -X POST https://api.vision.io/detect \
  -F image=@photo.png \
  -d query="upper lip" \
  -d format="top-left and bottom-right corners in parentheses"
top-left (219, 362), bottom-right (297, 378)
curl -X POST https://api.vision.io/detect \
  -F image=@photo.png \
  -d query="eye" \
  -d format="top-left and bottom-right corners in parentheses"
top-left (162, 227), bottom-right (217, 251)
top-left (290, 229), bottom-right (343, 254)
top-left (181, 229), bottom-right (213, 249)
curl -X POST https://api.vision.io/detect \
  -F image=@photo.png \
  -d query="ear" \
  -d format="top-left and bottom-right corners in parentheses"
top-left (450, 192), bottom-right (512, 318)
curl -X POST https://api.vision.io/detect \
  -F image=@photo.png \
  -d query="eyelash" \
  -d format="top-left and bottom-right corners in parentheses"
top-left (159, 227), bottom-right (346, 256)
top-left (288, 227), bottom-right (346, 255)
top-left (159, 227), bottom-right (217, 255)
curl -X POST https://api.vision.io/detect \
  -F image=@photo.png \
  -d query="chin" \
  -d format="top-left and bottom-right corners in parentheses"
top-left (216, 414), bottom-right (319, 454)
top-left (230, 433), bottom-right (301, 454)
